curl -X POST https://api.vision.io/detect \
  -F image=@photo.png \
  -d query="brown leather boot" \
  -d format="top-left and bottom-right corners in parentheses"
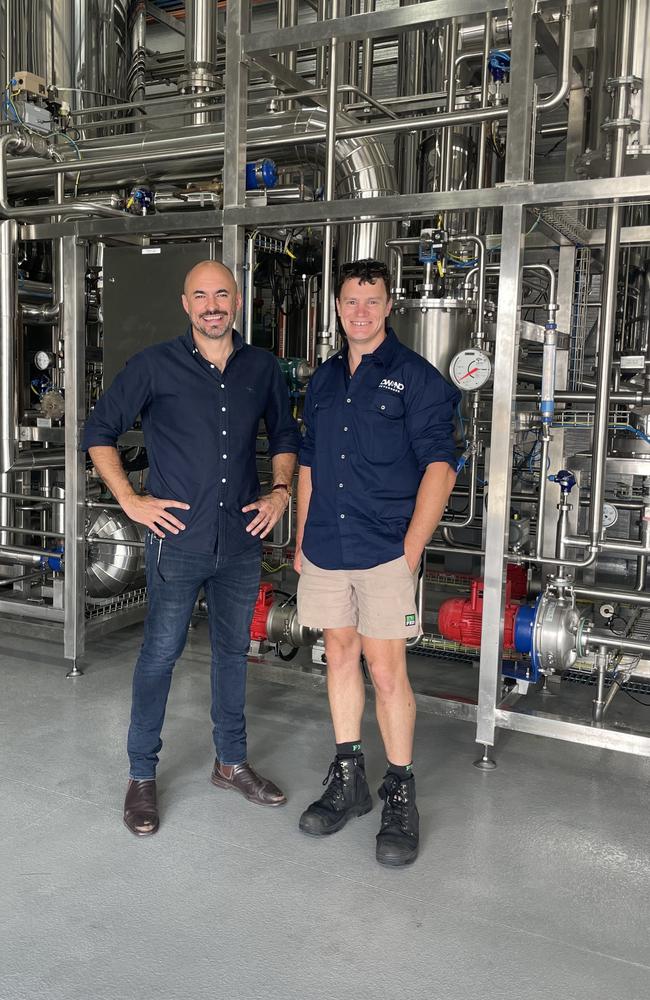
top-left (210, 759), bottom-right (287, 806)
top-left (123, 779), bottom-right (159, 836)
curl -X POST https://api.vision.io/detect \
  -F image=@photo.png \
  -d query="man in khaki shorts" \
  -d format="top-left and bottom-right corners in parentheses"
top-left (294, 259), bottom-right (460, 866)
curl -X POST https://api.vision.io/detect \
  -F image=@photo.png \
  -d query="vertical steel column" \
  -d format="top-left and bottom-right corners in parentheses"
top-left (62, 238), bottom-right (86, 677)
top-left (474, 0), bottom-right (537, 762)
top-left (318, 0), bottom-right (342, 362)
top-left (222, 0), bottom-right (250, 325)
top-left (0, 219), bottom-right (17, 549)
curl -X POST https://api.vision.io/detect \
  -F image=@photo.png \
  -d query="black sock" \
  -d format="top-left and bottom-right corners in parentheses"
top-left (336, 740), bottom-right (363, 758)
top-left (386, 761), bottom-right (414, 781)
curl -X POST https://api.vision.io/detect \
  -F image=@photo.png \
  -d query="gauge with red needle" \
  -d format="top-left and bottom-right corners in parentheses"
top-left (449, 348), bottom-right (492, 390)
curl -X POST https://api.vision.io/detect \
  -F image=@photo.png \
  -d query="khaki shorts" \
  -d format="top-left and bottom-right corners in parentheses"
top-left (297, 554), bottom-right (420, 640)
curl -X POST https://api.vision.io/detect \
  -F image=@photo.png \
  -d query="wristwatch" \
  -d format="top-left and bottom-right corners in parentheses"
top-left (271, 483), bottom-right (293, 498)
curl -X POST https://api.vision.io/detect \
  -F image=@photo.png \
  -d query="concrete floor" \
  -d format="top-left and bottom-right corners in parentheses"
top-left (2, 624), bottom-right (650, 1000)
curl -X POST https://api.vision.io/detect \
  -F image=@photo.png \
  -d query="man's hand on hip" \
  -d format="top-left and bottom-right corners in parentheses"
top-left (121, 494), bottom-right (190, 538)
top-left (242, 491), bottom-right (288, 539)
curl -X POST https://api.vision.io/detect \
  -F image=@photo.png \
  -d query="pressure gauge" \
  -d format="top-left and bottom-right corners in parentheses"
top-left (602, 503), bottom-right (619, 529)
top-left (449, 348), bottom-right (492, 390)
top-left (34, 350), bottom-right (54, 371)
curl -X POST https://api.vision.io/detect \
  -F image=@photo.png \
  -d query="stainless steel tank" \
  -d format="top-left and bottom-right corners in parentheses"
top-left (6, 1), bottom-right (128, 112)
top-left (390, 298), bottom-right (475, 377)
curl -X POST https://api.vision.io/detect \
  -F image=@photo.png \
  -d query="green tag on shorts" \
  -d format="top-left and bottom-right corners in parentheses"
top-left (405, 613), bottom-right (416, 626)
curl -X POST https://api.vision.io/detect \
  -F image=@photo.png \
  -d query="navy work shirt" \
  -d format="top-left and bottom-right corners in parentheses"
top-left (300, 327), bottom-right (460, 570)
top-left (82, 328), bottom-right (301, 560)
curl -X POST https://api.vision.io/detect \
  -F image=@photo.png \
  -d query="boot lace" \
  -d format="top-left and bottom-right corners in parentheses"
top-left (319, 758), bottom-right (349, 809)
top-left (379, 775), bottom-right (413, 835)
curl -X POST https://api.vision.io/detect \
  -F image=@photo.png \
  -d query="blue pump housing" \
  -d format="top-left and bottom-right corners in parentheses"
top-left (246, 158), bottom-right (278, 190)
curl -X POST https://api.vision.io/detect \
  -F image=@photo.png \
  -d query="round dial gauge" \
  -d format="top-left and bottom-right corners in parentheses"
top-left (449, 348), bottom-right (492, 390)
top-left (602, 502), bottom-right (619, 529)
top-left (34, 350), bottom-right (53, 371)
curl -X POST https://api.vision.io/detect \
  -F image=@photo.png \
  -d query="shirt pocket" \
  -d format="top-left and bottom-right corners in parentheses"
top-left (364, 391), bottom-right (407, 463)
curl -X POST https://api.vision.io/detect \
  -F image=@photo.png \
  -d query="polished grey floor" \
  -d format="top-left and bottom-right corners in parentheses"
top-left (2, 624), bottom-right (650, 1000)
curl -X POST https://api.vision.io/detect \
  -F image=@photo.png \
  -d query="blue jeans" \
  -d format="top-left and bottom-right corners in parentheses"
top-left (127, 536), bottom-right (261, 780)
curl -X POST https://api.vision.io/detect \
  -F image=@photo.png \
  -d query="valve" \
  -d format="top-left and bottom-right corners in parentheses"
top-left (126, 186), bottom-right (155, 216)
top-left (548, 469), bottom-right (576, 495)
top-left (488, 50), bottom-right (511, 82)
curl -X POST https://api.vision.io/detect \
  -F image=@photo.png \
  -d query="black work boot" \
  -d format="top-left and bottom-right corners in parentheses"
top-left (375, 773), bottom-right (419, 867)
top-left (299, 755), bottom-right (373, 836)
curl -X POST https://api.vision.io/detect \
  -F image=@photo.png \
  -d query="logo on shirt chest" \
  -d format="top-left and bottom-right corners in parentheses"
top-left (378, 378), bottom-right (405, 393)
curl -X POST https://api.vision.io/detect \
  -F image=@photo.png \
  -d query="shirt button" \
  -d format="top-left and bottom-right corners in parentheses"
top-left (343, 426), bottom-right (348, 432)
top-left (221, 406), bottom-right (226, 412)
top-left (338, 483), bottom-right (343, 488)
top-left (219, 502), bottom-right (224, 507)
top-left (210, 363), bottom-right (215, 369)
top-left (340, 513), bottom-right (345, 519)
top-left (221, 478), bottom-right (226, 483)
top-left (346, 398), bottom-right (351, 404)
top-left (340, 454), bottom-right (346, 459)
top-left (380, 404), bottom-right (386, 410)
top-left (222, 430), bottom-right (227, 435)
top-left (220, 383), bottom-right (225, 389)
top-left (222, 454), bottom-right (227, 459)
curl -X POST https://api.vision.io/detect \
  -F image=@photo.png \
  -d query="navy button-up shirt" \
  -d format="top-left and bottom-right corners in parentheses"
top-left (300, 328), bottom-right (460, 570)
top-left (82, 328), bottom-right (301, 560)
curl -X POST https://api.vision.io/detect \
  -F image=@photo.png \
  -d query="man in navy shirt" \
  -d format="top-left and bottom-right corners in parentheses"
top-left (84, 260), bottom-right (300, 836)
top-left (295, 259), bottom-right (460, 866)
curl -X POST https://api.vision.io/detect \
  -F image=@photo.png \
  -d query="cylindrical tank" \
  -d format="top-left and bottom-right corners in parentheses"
top-left (421, 130), bottom-right (477, 235)
top-left (6, 1), bottom-right (128, 112)
top-left (390, 297), bottom-right (475, 378)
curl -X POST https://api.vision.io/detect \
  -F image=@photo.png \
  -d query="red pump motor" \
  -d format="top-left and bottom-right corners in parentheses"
top-left (250, 582), bottom-right (274, 641)
top-left (438, 578), bottom-right (520, 650)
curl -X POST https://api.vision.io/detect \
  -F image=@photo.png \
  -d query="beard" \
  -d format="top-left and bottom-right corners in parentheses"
top-left (194, 311), bottom-right (233, 340)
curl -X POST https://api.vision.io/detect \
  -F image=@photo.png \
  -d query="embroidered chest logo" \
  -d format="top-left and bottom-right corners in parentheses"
top-left (378, 378), bottom-right (405, 393)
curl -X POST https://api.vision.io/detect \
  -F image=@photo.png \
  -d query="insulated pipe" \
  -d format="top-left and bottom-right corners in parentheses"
top-left (0, 134), bottom-right (126, 221)
top-left (0, 544), bottom-right (47, 567)
top-left (127, 0), bottom-right (147, 133)
top-left (10, 449), bottom-right (66, 471)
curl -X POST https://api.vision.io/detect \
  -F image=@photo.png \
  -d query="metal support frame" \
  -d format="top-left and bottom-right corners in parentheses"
top-left (222, 0), bottom-right (249, 312)
top-left (475, 0), bottom-right (537, 762)
top-left (6, 0), bottom-right (650, 761)
top-left (62, 238), bottom-right (86, 677)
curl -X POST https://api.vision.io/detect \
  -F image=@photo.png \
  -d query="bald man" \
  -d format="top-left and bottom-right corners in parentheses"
top-left (83, 261), bottom-right (300, 836)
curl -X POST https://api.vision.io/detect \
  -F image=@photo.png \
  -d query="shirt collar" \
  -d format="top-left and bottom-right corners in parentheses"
top-left (337, 327), bottom-right (400, 368)
top-left (181, 326), bottom-right (245, 357)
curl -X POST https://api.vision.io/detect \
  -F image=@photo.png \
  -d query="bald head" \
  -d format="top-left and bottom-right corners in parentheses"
top-left (183, 260), bottom-right (237, 298)
top-left (182, 259), bottom-right (241, 345)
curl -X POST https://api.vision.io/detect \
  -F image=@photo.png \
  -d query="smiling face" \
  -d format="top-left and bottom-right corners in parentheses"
top-left (181, 261), bottom-right (242, 343)
top-left (336, 276), bottom-right (393, 353)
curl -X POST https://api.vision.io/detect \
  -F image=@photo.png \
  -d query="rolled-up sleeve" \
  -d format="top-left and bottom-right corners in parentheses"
top-left (298, 379), bottom-right (316, 468)
top-left (82, 352), bottom-right (153, 451)
top-left (263, 358), bottom-right (301, 457)
top-left (405, 365), bottom-right (461, 472)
